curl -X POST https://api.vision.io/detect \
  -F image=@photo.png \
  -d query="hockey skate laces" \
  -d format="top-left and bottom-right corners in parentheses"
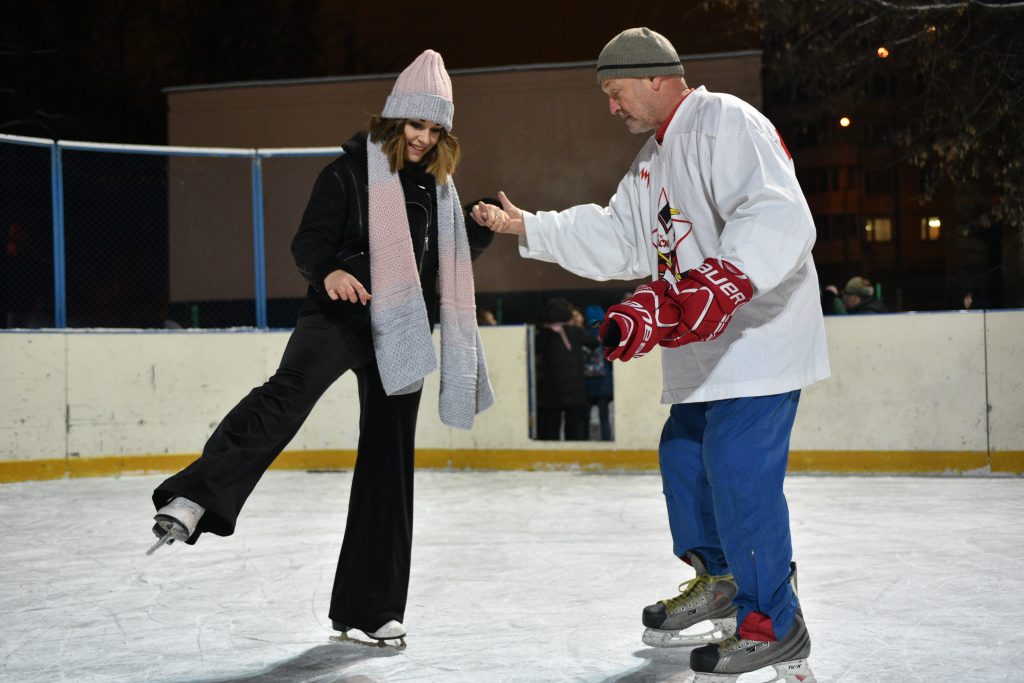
top-left (715, 632), bottom-right (751, 654)
top-left (661, 572), bottom-right (734, 612)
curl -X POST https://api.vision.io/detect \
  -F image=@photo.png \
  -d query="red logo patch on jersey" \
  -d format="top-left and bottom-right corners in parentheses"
top-left (639, 167), bottom-right (651, 188)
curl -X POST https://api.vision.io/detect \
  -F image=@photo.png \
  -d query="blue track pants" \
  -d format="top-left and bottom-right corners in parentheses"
top-left (658, 390), bottom-right (801, 639)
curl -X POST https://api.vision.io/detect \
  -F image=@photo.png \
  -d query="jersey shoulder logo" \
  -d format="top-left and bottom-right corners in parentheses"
top-left (638, 166), bottom-right (651, 189)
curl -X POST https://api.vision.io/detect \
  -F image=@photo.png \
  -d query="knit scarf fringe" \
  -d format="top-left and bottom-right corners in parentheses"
top-left (366, 140), bottom-right (494, 429)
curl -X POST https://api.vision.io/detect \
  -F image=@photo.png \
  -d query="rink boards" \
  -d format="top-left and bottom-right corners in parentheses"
top-left (1, 309), bottom-right (1022, 481)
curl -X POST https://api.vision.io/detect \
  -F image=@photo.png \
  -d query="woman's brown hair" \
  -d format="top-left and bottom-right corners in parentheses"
top-left (368, 116), bottom-right (461, 180)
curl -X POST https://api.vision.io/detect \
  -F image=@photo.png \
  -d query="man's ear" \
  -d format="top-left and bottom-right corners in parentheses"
top-left (648, 76), bottom-right (664, 91)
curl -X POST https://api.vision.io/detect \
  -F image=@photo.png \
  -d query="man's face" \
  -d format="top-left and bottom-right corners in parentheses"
top-left (601, 78), bottom-right (657, 134)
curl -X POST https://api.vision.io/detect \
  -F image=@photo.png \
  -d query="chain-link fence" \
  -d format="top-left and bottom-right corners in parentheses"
top-left (0, 134), bottom-right (340, 329)
top-left (0, 136), bottom-right (54, 328)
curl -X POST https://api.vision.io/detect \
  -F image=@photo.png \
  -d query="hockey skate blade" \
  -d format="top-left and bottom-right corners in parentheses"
top-left (643, 618), bottom-right (735, 647)
top-left (690, 658), bottom-right (815, 683)
top-left (329, 631), bottom-right (406, 651)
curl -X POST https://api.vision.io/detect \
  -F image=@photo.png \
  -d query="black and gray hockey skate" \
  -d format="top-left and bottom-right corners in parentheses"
top-left (145, 497), bottom-right (205, 555)
top-left (688, 610), bottom-right (814, 683)
top-left (329, 619), bottom-right (407, 650)
top-left (642, 552), bottom-right (738, 647)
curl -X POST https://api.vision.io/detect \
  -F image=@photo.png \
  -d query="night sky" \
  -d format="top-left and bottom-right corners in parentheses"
top-left (1, 1), bottom-right (758, 144)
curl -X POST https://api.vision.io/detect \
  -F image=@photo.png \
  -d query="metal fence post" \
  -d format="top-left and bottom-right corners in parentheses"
top-left (50, 142), bottom-right (67, 328)
top-left (250, 152), bottom-right (267, 330)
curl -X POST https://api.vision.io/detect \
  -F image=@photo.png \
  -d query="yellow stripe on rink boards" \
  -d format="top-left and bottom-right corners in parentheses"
top-left (789, 450), bottom-right (992, 474)
top-left (1, 450), bottom-right (1021, 483)
top-left (991, 451), bottom-right (1024, 474)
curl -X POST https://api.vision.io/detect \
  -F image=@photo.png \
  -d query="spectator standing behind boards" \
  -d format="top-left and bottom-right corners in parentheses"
top-left (582, 304), bottom-right (614, 441)
top-left (821, 284), bottom-right (846, 315)
top-left (535, 297), bottom-right (599, 440)
top-left (842, 276), bottom-right (887, 314)
top-left (477, 307), bottom-right (497, 325)
top-left (473, 27), bottom-right (828, 681)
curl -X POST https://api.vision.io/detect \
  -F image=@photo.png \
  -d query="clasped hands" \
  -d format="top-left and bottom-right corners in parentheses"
top-left (600, 258), bottom-right (754, 362)
top-left (470, 191), bottom-right (524, 235)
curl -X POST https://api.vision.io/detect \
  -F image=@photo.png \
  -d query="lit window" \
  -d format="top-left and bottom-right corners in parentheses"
top-left (920, 216), bottom-right (942, 241)
top-left (864, 217), bottom-right (893, 242)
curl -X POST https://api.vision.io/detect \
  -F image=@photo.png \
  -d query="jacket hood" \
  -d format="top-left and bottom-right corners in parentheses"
top-left (342, 131), bottom-right (369, 161)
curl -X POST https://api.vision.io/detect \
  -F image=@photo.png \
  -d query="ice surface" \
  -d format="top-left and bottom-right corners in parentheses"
top-left (1, 470), bottom-right (1022, 682)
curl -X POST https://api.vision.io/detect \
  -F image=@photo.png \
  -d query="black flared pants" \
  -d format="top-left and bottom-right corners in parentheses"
top-left (153, 312), bottom-right (421, 632)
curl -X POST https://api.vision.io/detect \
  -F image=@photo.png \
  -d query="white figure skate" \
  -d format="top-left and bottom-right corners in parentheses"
top-left (330, 619), bottom-right (407, 650)
top-left (146, 497), bottom-right (205, 555)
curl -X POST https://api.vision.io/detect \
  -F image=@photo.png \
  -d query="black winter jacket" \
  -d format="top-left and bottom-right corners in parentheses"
top-left (847, 296), bottom-right (888, 314)
top-left (535, 325), bottom-right (600, 409)
top-left (291, 131), bottom-right (492, 326)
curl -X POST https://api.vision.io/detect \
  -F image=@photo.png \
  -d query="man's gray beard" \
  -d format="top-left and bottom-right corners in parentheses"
top-left (626, 119), bottom-right (655, 135)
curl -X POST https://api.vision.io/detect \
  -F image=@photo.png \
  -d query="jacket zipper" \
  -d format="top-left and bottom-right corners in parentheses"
top-left (411, 185), bottom-right (432, 276)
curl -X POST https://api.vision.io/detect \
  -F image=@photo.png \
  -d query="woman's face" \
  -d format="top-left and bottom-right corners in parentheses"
top-left (403, 119), bottom-right (443, 162)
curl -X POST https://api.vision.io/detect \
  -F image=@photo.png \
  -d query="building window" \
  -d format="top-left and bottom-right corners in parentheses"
top-left (845, 165), bottom-right (857, 190)
top-left (920, 216), bottom-right (942, 241)
top-left (864, 217), bottom-right (893, 242)
top-left (813, 214), bottom-right (828, 240)
top-left (832, 213), bottom-right (858, 240)
top-left (796, 167), bottom-right (830, 194)
top-left (864, 169), bottom-right (894, 194)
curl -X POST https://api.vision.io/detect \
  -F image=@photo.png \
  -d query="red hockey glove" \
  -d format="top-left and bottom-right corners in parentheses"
top-left (599, 279), bottom-right (682, 362)
top-left (661, 258), bottom-right (753, 347)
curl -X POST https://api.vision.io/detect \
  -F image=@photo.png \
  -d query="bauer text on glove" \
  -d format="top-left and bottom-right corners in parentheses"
top-left (661, 258), bottom-right (753, 347)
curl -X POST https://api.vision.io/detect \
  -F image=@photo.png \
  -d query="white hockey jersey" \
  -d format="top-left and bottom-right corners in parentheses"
top-left (519, 86), bottom-right (831, 403)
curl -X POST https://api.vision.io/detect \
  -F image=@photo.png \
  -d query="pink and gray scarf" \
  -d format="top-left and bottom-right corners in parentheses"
top-left (366, 140), bottom-right (494, 429)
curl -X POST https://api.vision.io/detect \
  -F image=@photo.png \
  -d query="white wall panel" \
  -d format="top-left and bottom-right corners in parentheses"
top-left (65, 332), bottom-right (271, 456)
top-left (986, 310), bottom-right (1024, 451)
top-left (2, 311), bottom-right (1022, 466)
top-left (0, 333), bottom-right (66, 459)
top-left (794, 313), bottom-right (987, 451)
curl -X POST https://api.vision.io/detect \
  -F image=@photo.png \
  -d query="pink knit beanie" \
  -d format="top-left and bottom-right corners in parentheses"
top-left (381, 49), bottom-right (454, 131)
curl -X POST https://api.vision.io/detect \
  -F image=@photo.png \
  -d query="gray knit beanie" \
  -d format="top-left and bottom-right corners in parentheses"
top-left (596, 27), bottom-right (684, 83)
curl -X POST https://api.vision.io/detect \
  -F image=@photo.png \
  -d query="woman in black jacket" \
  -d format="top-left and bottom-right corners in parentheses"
top-left (147, 50), bottom-right (494, 648)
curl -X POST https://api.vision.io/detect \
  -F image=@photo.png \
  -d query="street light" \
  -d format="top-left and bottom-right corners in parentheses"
top-left (839, 116), bottom-right (852, 128)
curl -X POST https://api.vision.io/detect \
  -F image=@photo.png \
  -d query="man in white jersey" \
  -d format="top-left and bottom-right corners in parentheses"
top-left (474, 28), bottom-right (829, 683)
